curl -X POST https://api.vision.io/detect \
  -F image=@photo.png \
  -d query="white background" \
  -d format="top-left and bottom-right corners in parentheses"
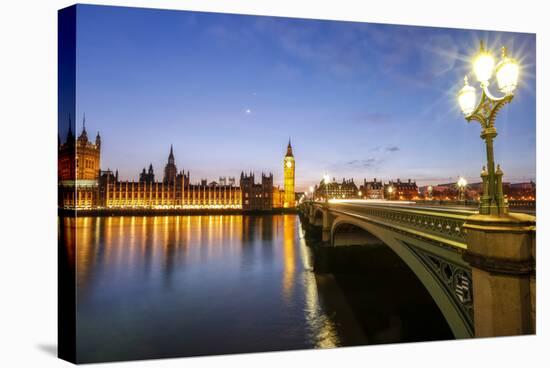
top-left (0, 0), bottom-right (547, 367)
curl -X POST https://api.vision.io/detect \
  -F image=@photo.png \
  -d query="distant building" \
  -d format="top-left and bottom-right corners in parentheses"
top-left (418, 180), bottom-right (535, 201)
top-left (419, 184), bottom-right (457, 200)
top-left (163, 145), bottom-right (178, 184)
top-left (359, 178), bottom-right (384, 199)
top-left (273, 186), bottom-right (285, 208)
top-left (508, 181), bottom-right (536, 200)
top-left (75, 116), bottom-right (101, 182)
top-left (58, 115), bottom-right (101, 208)
top-left (218, 177), bottom-right (237, 186)
top-left (139, 164), bottom-right (155, 184)
top-left (315, 178), bottom-right (358, 200)
top-left (240, 172), bottom-right (274, 211)
top-left (386, 179), bottom-right (418, 200)
top-left (283, 139), bottom-right (296, 208)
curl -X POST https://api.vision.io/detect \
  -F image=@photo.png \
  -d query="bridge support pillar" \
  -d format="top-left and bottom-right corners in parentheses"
top-left (463, 213), bottom-right (536, 337)
top-left (308, 205), bottom-right (315, 224)
top-left (321, 208), bottom-right (332, 243)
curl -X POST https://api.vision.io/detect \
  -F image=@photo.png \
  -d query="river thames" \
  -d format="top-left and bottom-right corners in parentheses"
top-left (61, 214), bottom-right (452, 363)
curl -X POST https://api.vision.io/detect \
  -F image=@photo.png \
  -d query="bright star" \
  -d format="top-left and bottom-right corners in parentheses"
top-left (245, 109), bottom-right (251, 114)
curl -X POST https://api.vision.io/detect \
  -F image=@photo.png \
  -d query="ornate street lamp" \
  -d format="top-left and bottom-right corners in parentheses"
top-left (457, 41), bottom-right (519, 216)
top-left (323, 173), bottom-right (330, 202)
top-left (387, 185), bottom-right (394, 201)
top-left (457, 177), bottom-right (468, 202)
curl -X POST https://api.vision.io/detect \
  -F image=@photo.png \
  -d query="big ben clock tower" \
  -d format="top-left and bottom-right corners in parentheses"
top-left (283, 139), bottom-right (295, 208)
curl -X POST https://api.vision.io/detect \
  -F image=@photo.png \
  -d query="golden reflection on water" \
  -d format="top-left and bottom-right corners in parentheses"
top-left (282, 215), bottom-right (296, 302)
top-left (298, 223), bottom-right (341, 348)
top-left (72, 214), bottom-right (341, 351)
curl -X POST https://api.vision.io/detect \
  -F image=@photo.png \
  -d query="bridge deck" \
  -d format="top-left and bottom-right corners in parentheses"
top-left (314, 201), bottom-right (477, 250)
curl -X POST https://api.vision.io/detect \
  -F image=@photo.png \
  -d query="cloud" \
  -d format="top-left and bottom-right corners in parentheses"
top-left (386, 145), bottom-right (400, 152)
top-left (346, 158), bottom-right (378, 168)
top-left (253, 17), bottom-right (374, 79)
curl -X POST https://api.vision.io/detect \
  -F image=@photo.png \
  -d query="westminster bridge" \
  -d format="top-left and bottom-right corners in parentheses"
top-left (299, 200), bottom-right (536, 339)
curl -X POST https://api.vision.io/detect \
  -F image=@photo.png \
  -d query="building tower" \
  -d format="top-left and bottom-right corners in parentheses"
top-left (283, 139), bottom-right (295, 208)
top-left (75, 114), bottom-right (101, 181)
top-left (163, 144), bottom-right (177, 184)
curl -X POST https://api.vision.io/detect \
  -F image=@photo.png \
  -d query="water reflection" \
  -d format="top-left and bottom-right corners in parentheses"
top-left (72, 214), bottom-right (351, 363)
top-left (282, 215), bottom-right (296, 303)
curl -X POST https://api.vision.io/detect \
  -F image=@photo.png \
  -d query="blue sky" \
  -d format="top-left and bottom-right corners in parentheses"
top-left (71, 4), bottom-right (536, 191)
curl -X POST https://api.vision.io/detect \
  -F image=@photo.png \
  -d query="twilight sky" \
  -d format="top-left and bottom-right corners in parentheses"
top-left (71, 4), bottom-right (536, 191)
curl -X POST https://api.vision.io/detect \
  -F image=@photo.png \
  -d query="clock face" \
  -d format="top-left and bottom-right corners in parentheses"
top-left (286, 160), bottom-right (293, 168)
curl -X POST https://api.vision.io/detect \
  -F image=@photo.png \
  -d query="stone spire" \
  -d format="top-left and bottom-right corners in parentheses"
top-left (168, 144), bottom-right (175, 164)
top-left (78, 113), bottom-right (88, 142)
top-left (286, 137), bottom-right (294, 157)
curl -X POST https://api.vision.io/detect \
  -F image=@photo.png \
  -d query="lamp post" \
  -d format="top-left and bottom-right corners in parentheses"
top-left (457, 41), bottom-right (519, 216)
top-left (457, 177), bottom-right (468, 202)
top-left (323, 173), bottom-right (330, 202)
top-left (457, 41), bottom-right (535, 338)
top-left (387, 185), bottom-right (394, 201)
top-left (309, 186), bottom-right (314, 201)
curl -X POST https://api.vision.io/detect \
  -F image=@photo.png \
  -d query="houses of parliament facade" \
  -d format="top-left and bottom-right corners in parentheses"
top-left (58, 122), bottom-right (296, 211)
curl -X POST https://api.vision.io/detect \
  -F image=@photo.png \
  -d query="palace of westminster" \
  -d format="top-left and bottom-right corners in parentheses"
top-left (58, 122), bottom-right (296, 211)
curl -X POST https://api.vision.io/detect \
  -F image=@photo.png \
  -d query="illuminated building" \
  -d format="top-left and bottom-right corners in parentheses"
top-left (419, 184), bottom-right (458, 200)
top-left (508, 181), bottom-right (536, 200)
top-left (139, 164), bottom-right (155, 184)
top-left (59, 122), bottom-right (291, 211)
top-left (283, 139), bottom-right (296, 208)
top-left (422, 181), bottom-right (536, 201)
top-left (76, 116), bottom-right (101, 181)
top-left (98, 146), bottom-right (242, 209)
top-left (163, 145), bottom-right (178, 184)
top-left (240, 172), bottom-right (273, 211)
top-left (58, 115), bottom-right (101, 208)
top-left (100, 174), bottom-right (242, 210)
top-left (315, 178), bottom-right (358, 200)
top-left (272, 186), bottom-right (285, 208)
top-left (385, 179), bottom-right (418, 200)
top-left (359, 178), bottom-right (385, 199)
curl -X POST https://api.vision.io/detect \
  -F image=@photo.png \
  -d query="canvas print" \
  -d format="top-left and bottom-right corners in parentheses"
top-left (58, 4), bottom-right (536, 364)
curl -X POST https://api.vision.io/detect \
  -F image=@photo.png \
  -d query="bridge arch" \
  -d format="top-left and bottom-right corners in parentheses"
top-left (312, 208), bottom-right (324, 227)
top-left (330, 215), bottom-right (473, 338)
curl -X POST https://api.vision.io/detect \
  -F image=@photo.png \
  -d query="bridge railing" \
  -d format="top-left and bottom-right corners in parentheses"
top-left (316, 201), bottom-right (476, 249)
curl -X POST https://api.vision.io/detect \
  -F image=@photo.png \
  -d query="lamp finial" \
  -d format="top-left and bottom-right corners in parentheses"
top-left (479, 40), bottom-right (485, 52)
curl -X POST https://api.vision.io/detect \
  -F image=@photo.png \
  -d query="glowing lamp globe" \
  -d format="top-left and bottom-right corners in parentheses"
top-left (473, 46), bottom-right (495, 84)
top-left (458, 76), bottom-right (476, 116)
top-left (496, 48), bottom-right (519, 95)
top-left (457, 177), bottom-right (468, 188)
